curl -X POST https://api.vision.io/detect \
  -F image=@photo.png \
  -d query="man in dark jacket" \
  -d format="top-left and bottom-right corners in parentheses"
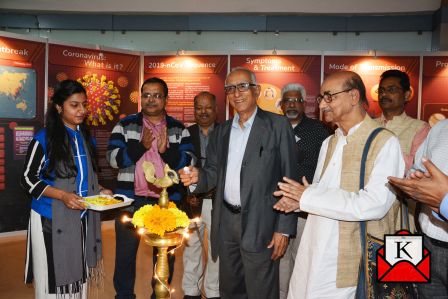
top-left (182, 91), bottom-right (220, 299)
top-left (180, 68), bottom-right (299, 299)
top-left (107, 77), bottom-right (192, 299)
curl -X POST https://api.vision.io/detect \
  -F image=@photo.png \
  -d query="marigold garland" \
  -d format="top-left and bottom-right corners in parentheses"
top-left (131, 201), bottom-right (190, 237)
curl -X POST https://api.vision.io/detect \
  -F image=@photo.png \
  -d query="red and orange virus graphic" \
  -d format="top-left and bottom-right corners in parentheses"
top-left (117, 76), bottom-right (129, 87)
top-left (78, 74), bottom-right (121, 126)
top-left (129, 91), bottom-right (139, 104)
top-left (56, 72), bottom-right (68, 82)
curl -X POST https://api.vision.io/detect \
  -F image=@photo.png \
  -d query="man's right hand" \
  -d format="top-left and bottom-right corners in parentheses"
top-left (178, 166), bottom-right (199, 186)
top-left (141, 126), bottom-right (155, 150)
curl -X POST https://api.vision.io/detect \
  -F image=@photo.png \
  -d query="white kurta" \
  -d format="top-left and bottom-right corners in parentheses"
top-left (287, 123), bottom-right (405, 299)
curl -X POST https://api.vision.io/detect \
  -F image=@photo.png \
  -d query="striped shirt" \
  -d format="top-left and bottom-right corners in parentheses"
top-left (414, 119), bottom-right (448, 240)
top-left (106, 112), bottom-right (193, 201)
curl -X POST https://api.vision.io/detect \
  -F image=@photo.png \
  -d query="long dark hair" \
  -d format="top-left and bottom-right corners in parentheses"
top-left (45, 80), bottom-right (98, 178)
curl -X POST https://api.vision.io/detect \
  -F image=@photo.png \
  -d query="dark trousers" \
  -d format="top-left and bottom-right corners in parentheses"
top-left (417, 235), bottom-right (448, 298)
top-left (218, 205), bottom-right (279, 299)
top-left (114, 197), bottom-right (175, 299)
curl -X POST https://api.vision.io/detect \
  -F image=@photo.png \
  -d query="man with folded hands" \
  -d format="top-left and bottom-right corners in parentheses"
top-left (107, 77), bottom-right (192, 299)
top-left (274, 71), bottom-right (404, 298)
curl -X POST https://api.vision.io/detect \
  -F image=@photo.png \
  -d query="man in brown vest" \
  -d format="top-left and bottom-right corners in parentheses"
top-left (273, 71), bottom-right (405, 298)
top-left (375, 70), bottom-right (430, 232)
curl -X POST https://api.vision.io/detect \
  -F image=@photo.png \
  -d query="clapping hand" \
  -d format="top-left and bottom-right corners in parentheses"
top-left (157, 127), bottom-right (168, 153)
top-left (141, 126), bottom-right (168, 154)
top-left (388, 158), bottom-right (448, 209)
top-left (141, 126), bottom-right (155, 150)
top-left (273, 176), bottom-right (309, 213)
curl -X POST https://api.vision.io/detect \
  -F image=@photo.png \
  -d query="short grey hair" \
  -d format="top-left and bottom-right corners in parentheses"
top-left (227, 67), bottom-right (257, 84)
top-left (281, 83), bottom-right (307, 100)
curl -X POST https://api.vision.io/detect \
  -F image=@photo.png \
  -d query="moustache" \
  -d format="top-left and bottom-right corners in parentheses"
top-left (144, 104), bottom-right (159, 108)
top-left (285, 110), bottom-right (299, 119)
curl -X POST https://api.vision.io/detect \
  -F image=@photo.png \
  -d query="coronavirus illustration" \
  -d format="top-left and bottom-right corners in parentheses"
top-left (77, 74), bottom-right (121, 126)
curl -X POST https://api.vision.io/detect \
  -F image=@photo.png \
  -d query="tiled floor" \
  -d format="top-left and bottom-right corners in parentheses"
top-left (0, 221), bottom-right (186, 299)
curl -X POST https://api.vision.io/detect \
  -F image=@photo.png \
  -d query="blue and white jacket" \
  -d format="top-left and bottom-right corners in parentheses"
top-left (21, 126), bottom-right (91, 219)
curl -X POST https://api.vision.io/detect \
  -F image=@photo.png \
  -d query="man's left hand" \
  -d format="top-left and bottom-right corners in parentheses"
top-left (273, 176), bottom-right (309, 213)
top-left (388, 158), bottom-right (448, 208)
top-left (157, 127), bottom-right (168, 154)
top-left (267, 232), bottom-right (289, 260)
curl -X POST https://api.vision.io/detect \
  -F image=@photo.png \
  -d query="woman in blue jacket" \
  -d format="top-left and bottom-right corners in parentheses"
top-left (22, 80), bottom-right (112, 298)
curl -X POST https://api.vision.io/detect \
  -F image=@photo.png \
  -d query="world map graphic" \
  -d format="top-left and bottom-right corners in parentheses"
top-left (0, 65), bottom-right (36, 119)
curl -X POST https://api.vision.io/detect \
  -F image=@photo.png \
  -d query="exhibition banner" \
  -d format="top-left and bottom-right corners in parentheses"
top-left (0, 35), bottom-right (46, 232)
top-left (230, 55), bottom-right (322, 119)
top-left (323, 56), bottom-right (420, 118)
top-left (49, 44), bottom-right (140, 189)
top-left (421, 56), bottom-right (448, 126)
top-left (144, 55), bottom-right (228, 124)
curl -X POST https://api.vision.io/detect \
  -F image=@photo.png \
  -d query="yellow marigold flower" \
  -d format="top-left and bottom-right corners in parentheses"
top-left (168, 208), bottom-right (189, 228)
top-left (132, 204), bottom-right (154, 227)
top-left (132, 202), bottom-right (189, 236)
top-left (144, 206), bottom-right (177, 236)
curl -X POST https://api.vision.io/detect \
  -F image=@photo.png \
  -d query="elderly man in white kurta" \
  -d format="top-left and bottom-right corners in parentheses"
top-left (274, 71), bottom-right (405, 299)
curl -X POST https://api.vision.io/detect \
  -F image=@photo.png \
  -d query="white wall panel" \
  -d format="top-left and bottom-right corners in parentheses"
top-left (5, 29), bottom-right (433, 53)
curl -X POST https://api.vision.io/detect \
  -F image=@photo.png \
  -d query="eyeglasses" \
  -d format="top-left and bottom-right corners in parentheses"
top-left (375, 86), bottom-right (403, 95)
top-left (316, 88), bottom-right (352, 104)
top-left (281, 97), bottom-right (305, 104)
top-left (224, 82), bottom-right (257, 94)
top-left (141, 93), bottom-right (165, 100)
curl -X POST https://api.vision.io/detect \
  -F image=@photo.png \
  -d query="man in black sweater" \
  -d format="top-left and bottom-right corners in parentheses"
top-left (278, 83), bottom-right (329, 299)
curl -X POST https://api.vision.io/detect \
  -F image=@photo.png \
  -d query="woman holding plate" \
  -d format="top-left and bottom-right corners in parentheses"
top-left (21, 79), bottom-right (112, 298)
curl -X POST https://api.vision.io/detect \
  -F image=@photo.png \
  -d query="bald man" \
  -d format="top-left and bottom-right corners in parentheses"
top-left (180, 67), bottom-right (298, 299)
top-left (273, 71), bottom-right (405, 298)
